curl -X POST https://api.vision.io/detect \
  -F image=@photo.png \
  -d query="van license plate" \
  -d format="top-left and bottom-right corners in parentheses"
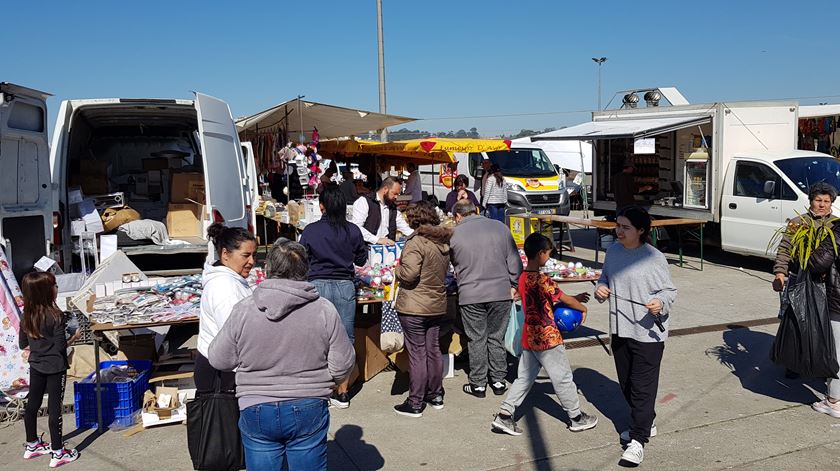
top-left (535, 209), bottom-right (555, 215)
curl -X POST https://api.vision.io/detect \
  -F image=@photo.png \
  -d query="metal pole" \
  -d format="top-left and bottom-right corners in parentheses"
top-left (597, 63), bottom-right (602, 110)
top-left (376, 0), bottom-right (388, 142)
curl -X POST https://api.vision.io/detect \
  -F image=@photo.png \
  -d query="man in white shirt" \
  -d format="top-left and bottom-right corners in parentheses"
top-left (405, 163), bottom-right (423, 203)
top-left (352, 177), bottom-right (414, 245)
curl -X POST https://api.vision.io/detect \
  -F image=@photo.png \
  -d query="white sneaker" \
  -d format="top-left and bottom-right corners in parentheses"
top-left (812, 398), bottom-right (840, 418)
top-left (620, 424), bottom-right (657, 442)
top-left (619, 440), bottom-right (644, 467)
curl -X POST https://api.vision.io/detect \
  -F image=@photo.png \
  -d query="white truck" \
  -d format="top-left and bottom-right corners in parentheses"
top-left (534, 88), bottom-right (840, 258)
top-left (50, 93), bottom-right (255, 274)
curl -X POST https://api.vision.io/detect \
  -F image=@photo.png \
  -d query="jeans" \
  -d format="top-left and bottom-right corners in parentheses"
top-left (500, 345), bottom-right (581, 419)
top-left (312, 279), bottom-right (357, 343)
top-left (24, 369), bottom-right (65, 450)
top-left (612, 335), bottom-right (665, 445)
top-left (460, 301), bottom-right (512, 386)
top-left (486, 204), bottom-right (506, 223)
top-left (398, 314), bottom-right (445, 408)
top-left (238, 398), bottom-right (330, 470)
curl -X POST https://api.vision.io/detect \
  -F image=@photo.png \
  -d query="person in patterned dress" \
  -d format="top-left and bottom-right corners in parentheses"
top-left (491, 233), bottom-right (598, 436)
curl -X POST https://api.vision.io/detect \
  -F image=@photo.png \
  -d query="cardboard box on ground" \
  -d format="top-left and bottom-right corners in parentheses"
top-left (166, 173), bottom-right (205, 238)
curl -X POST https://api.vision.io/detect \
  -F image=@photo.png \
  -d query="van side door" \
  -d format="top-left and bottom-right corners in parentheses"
top-left (194, 92), bottom-right (247, 230)
top-left (721, 160), bottom-right (791, 257)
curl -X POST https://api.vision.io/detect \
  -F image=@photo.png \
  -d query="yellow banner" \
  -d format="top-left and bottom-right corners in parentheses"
top-left (506, 176), bottom-right (560, 191)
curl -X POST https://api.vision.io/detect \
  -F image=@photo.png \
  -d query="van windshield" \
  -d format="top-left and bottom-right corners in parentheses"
top-left (775, 157), bottom-right (840, 193)
top-left (486, 149), bottom-right (557, 178)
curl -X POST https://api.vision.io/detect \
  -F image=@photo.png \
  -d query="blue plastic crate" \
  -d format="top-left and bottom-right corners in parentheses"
top-left (74, 360), bottom-right (152, 429)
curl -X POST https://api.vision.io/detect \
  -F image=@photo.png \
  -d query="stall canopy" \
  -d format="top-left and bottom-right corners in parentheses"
top-left (319, 138), bottom-right (512, 164)
top-left (235, 98), bottom-right (416, 139)
top-left (531, 115), bottom-right (711, 141)
top-left (512, 137), bottom-right (592, 173)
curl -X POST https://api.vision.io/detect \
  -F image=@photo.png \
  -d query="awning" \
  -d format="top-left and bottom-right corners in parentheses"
top-left (235, 99), bottom-right (416, 140)
top-left (800, 104), bottom-right (840, 119)
top-left (531, 115), bottom-right (712, 141)
top-left (318, 138), bottom-right (512, 165)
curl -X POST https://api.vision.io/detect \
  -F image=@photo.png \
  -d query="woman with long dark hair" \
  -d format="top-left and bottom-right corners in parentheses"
top-left (482, 164), bottom-right (507, 222)
top-left (19, 272), bottom-right (80, 467)
top-left (594, 206), bottom-right (677, 467)
top-left (196, 223), bottom-right (257, 394)
top-left (300, 186), bottom-right (368, 408)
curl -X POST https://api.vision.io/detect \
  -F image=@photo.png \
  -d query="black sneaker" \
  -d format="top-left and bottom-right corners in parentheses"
top-left (330, 391), bottom-right (350, 409)
top-left (424, 395), bottom-right (444, 410)
top-left (490, 381), bottom-right (507, 396)
top-left (394, 400), bottom-right (424, 418)
top-left (463, 383), bottom-right (486, 398)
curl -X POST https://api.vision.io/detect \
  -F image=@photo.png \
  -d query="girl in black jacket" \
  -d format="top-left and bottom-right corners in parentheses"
top-left (19, 272), bottom-right (80, 466)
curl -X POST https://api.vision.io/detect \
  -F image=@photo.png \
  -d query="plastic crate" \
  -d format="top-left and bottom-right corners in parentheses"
top-left (74, 360), bottom-right (152, 429)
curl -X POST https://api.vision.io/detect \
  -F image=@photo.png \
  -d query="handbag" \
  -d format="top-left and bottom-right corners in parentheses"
top-left (186, 377), bottom-right (246, 471)
top-left (504, 302), bottom-right (525, 357)
top-left (380, 283), bottom-right (404, 353)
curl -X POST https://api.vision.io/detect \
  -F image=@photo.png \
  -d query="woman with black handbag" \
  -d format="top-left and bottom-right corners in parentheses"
top-left (209, 238), bottom-right (356, 470)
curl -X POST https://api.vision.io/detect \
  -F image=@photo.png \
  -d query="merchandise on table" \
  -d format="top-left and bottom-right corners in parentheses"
top-left (90, 274), bottom-right (203, 325)
top-left (516, 249), bottom-right (601, 281)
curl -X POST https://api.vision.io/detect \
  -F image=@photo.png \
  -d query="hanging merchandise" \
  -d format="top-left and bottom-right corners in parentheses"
top-left (0, 249), bottom-right (29, 394)
top-left (312, 127), bottom-right (320, 147)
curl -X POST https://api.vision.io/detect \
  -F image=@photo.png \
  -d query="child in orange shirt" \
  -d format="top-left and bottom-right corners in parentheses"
top-left (491, 233), bottom-right (598, 436)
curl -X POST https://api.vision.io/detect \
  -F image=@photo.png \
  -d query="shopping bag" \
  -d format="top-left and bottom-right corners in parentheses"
top-left (186, 392), bottom-right (245, 471)
top-left (771, 271), bottom-right (839, 379)
top-left (504, 302), bottom-right (525, 357)
top-left (380, 300), bottom-right (404, 353)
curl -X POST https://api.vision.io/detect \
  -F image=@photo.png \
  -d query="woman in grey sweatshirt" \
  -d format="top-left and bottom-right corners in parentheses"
top-left (595, 206), bottom-right (677, 468)
top-left (209, 238), bottom-right (355, 471)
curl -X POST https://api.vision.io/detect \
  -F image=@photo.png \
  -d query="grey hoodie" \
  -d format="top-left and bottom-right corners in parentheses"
top-left (208, 279), bottom-right (356, 410)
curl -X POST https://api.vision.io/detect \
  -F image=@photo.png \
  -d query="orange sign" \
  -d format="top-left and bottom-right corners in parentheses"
top-left (525, 179), bottom-right (542, 189)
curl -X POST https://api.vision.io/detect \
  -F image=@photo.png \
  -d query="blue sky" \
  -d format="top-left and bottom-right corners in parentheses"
top-left (4, 1), bottom-right (838, 137)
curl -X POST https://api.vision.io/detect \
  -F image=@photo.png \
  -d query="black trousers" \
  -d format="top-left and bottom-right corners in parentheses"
top-left (24, 368), bottom-right (66, 450)
top-left (194, 352), bottom-right (236, 394)
top-left (612, 335), bottom-right (665, 445)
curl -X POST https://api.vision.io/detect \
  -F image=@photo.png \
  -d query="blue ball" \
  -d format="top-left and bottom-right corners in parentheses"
top-left (553, 304), bottom-right (584, 332)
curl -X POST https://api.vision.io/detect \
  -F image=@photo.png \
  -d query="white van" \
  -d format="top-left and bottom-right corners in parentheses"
top-left (0, 83), bottom-right (54, 280)
top-left (50, 93), bottom-right (250, 273)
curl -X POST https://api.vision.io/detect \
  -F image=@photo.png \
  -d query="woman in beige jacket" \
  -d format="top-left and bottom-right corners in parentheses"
top-left (393, 201), bottom-right (453, 418)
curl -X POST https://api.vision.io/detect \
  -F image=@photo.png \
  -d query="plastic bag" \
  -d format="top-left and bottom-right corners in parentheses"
top-left (504, 302), bottom-right (525, 357)
top-left (771, 271), bottom-right (840, 378)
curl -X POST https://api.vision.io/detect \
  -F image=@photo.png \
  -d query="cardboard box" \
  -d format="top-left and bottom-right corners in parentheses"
top-left (171, 173), bottom-right (205, 204)
top-left (79, 159), bottom-right (110, 176)
top-left (142, 158), bottom-right (169, 171)
top-left (147, 170), bottom-right (162, 195)
top-left (166, 203), bottom-right (205, 238)
top-left (353, 323), bottom-right (390, 382)
top-left (118, 334), bottom-right (157, 362)
top-left (153, 386), bottom-right (180, 419)
top-left (72, 175), bottom-right (109, 196)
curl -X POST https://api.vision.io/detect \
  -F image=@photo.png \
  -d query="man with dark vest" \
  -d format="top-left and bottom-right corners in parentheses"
top-left (351, 177), bottom-right (414, 245)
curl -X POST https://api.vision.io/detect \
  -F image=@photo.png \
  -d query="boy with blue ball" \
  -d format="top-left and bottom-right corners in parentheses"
top-left (491, 233), bottom-right (598, 436)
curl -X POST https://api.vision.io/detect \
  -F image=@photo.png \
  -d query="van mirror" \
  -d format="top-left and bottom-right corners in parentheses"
top-left (763, 180), bottom-right (776, 197)
top-left (554, 164), bottom-right (562, 175)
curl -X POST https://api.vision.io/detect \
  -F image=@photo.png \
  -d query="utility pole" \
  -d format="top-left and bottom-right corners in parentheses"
top-left (377, 0), bottom-right (388, 142)
top-left (591, 57), bottom-right (607, 110)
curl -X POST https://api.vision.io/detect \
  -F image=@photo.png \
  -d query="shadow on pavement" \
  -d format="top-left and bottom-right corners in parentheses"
top-left (573, 367), bottom-right (628, 434)
top-left (705, 327), bottom-right (823, 404)
top-left (63, 428), bottom-right (102, 452)
top-left (329, 424), bottom-right (385, 471)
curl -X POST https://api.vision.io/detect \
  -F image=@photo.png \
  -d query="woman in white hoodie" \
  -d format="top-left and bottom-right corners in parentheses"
top-left (196, 223), bottom-right (257, 393)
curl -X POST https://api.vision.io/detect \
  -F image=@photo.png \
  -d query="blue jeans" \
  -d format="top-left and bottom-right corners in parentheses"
top-left (238, 398), bottom-right (330, 470)
top-left (486, 204), bottom-right (506, 223)
top-left (311, 279), bottom-right (356, 343)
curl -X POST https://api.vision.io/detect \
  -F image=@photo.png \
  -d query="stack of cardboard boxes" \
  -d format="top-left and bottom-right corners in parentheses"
top-left (166, 173), bottom-right (205, 239)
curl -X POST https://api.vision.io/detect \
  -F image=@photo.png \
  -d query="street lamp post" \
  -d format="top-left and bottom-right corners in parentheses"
top-left (591, 57), bottom-right (607, 110)
top-left (376, 0), bottom-right (387, 142)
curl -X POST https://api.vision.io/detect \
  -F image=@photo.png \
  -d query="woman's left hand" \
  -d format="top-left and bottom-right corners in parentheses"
top-left (645, 299), bottom-right (663, 315)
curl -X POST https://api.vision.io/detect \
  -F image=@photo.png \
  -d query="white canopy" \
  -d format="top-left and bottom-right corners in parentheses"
top-left (235, 99), bottom-right (416, 140)
top-left (512, 137), bottom-right (592, 173)
top-left (800, 104), bottom-right (840, 119)
top-left (531, 115), bottom-right (711, 141)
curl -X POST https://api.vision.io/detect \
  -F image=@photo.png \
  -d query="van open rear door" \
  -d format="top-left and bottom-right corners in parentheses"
top-left (241, 141), bottom-right (259, 233)
top-left (0, 83), bottom-right (52, 280)
top-left (194, 92), bottom-right (247, 230)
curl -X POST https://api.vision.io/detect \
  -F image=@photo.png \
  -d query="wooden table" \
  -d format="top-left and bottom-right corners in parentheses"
top-left (90, 318), bottom-right (199, 432)
top-left (539, 215), bottom-right (706, 270)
